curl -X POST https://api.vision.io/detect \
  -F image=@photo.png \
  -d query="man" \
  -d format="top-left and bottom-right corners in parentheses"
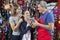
top-left (32, 1), bottom-right (54, 40)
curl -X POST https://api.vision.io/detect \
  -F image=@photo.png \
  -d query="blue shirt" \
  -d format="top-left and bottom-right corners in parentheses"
top-left (40, 10), bottom-right (55, 35)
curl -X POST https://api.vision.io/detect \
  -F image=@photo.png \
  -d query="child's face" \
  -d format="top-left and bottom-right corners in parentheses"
top-left (24, 11), bottom-right (30, 20)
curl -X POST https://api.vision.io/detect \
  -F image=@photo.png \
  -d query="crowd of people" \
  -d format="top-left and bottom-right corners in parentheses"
top-left (0, 0), bottom-right (55, 40)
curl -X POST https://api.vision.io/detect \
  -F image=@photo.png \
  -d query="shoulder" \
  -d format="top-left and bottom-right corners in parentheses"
top-left (46, 10), bottom-right (55, 22)
top-left (47, 10), bottom-right (53, 15)
top-left (45, 10), bottom-right (54, 17)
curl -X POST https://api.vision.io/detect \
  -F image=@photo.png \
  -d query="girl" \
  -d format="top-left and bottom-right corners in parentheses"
top-left (20, 10), bottom-right (32, 40)
top-left (9, 3), bottom-right (23, 40)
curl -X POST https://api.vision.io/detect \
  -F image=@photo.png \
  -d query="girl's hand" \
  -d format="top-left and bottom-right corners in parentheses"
top-left (27, 20), bottom-right (32, 26)
top-left (19, 18), bottom-right (23, 23)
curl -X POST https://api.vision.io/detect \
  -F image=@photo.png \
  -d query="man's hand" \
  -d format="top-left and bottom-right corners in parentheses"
top-left (31, 20), bottom-right (39, 28)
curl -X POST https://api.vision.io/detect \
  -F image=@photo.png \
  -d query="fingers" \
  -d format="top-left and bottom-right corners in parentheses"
top-left (32, 24), bottom-right (37, 28)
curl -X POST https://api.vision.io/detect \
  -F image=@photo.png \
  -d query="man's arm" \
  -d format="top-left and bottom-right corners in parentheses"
top-left (32, 12), bottom-right (54, 31)
top-left (37, 22), bottom-right (54, 31)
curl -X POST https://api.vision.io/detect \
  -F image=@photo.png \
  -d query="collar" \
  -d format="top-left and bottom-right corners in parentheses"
top-left (42, 9), bottom-right (47, 15)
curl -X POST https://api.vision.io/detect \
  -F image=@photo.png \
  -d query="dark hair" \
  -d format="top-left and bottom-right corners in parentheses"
top-left (22, 9), bottom-right (30, 15)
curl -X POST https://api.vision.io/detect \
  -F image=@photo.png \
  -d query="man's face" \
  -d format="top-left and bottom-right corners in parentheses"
top-left (24, 11), bottom-right (30, 20)
top-left (37, 4), bottom-right (43, 13)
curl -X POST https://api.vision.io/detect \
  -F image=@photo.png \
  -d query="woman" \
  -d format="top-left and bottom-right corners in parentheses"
top-left (20, 10), bottom-right (33, 40)
top-left (9, 4), bottom-right (23, 40)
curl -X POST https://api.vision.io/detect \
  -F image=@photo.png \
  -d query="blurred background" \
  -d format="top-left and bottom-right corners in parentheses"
top-left (0, 0), bottom-right (60, 40)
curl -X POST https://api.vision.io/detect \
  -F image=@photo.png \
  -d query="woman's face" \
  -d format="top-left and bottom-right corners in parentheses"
top-left (16, 7), bottom-right (20, 14)
top-left (24, 11), bottom-right (30, 20)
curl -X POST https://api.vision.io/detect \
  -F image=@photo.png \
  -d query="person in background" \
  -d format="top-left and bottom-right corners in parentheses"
top-left (3, 3), bottom-right (12, 21)
top-left (3, 4), bottom-right (10, 10)
top-left (9, 3), bottom-right (23, 40)
top-left (32, 1), bottom-right (54, 40)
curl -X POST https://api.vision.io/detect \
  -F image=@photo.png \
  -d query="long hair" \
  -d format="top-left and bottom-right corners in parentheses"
top-left (9, 3), bottom-right (20, 16)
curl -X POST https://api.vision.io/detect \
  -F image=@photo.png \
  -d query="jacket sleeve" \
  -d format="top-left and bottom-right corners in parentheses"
top-left (20, 24), bottom-right (32, 34)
